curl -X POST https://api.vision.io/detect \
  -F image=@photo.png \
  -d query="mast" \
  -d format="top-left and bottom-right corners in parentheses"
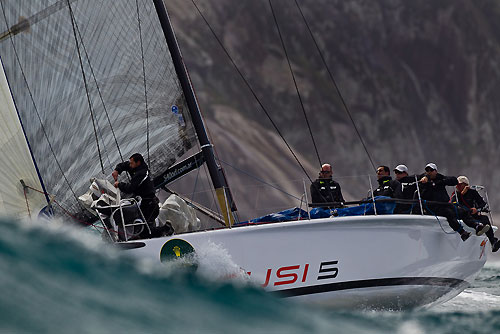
top-left (152, 0), bottom-right (236, 226)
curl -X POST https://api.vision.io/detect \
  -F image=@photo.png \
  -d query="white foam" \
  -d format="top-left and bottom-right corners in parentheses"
top-left (193, 240), bottom-right (251, 283)
top-left (434, 289), bottom-right (500, 312)
top-left (397, 320), bottom-right (425, 334)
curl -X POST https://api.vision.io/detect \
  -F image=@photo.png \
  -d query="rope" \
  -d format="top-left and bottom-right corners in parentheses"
top-left (191, 163), bottom-right (201, 202)
top-left (135, 0), bottom-right (151, 166)
top-left (0, 2), bottom-right (85, 209)
top-left (67, 0), bottom-right (105, 173)
top-left (220, 159), bottom-right (301, 201)
top-left (190, 0), bottom-right (314, 184)
top-left (422, 201), bottom-right (456, 235)
top-left (203, 163), bottom-right (222, 218)
top-left (72, 11), bottom-right (124, 163)
top-left (293, 0), bottom-right (376, 171)
top-left (268, 0), bottom-right (322, 168)
top-left (23, 188), bottom-right (32, 219)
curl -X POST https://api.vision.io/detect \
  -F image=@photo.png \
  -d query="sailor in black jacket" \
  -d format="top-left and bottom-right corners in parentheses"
top-left (419, 163), bottom-right (488, 241)
top-left (373, 165), bottom-right (402, 198)
top-left (113, 153), bottom-right (159, 223)
top-left (393, 164), bottom-right (418, 214)
top-left (452, 176), bottom-right (500, 252)
top-left (310, 164), bottom-right (345, 208)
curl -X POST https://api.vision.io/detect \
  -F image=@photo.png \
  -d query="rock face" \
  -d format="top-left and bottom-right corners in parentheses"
top-left (166, 0), bottom-right (500, 220)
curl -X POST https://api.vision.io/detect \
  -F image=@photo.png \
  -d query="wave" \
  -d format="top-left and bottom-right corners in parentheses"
top-left (1, 216), bottom-right (500, 333)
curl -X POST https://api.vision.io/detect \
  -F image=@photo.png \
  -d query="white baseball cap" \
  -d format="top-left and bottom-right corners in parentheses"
top-left (394, 164), bottom-right (408, 173)
top-left (457, 176), bottom-right (470, 185)
top-left (425, 163), bottom-right (437, 171)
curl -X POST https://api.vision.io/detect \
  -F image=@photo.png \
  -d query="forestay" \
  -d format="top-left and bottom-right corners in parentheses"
top-left (0, 0), bottom-right (196, 218)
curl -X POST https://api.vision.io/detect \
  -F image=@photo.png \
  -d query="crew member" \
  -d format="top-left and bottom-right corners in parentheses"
top-left (419, 163), bottom-right (488, 241)
top-left (393, 164), bottom-right (418, 214)
top-left (373, 165), bottom-right (401, 198)
top-left (112, 153), bottom-right (159, 224)
top-left (310, 163), bottom-right (345, 208)
top-left (452, 176), bottom-right (500, 252)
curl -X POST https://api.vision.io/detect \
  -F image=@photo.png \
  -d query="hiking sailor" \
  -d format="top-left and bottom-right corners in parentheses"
top-left (310, 163), bottom-right (345, 208)
top-left (451, 175), bottom-right (500, 252)
top-left (112, 153), bottom-right (160, 224)
top-left (419, 163), bottom-right (489, 241)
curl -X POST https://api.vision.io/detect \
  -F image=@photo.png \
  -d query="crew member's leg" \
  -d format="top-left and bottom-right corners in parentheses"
top-left (456, 207), bottom-right (489, 235)
top-left (140, 197), bottom-right (160, 223)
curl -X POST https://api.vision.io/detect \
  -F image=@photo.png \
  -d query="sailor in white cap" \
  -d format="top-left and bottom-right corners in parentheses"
top-left (452, 176), bottom-right (500, 252)
top-left (393, 164), bottom-right (418, 214)
top-left (419, 163), bottom-right (489, 241)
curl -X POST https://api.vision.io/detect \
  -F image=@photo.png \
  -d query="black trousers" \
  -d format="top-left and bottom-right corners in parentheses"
top-left (455, 206), bottom-right (482, 229)
top-left (140, 197), bottom-right (160, 223)
top-left (427, 205), bottom-right (463, 232)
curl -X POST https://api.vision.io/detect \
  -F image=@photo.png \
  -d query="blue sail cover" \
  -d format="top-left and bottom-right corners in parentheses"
top-left (237, 207), bottom-right (308, 225)
top-left (238, 197), bottom-right (396, 225)
top-left (310, 196), bottom-right (396, 219)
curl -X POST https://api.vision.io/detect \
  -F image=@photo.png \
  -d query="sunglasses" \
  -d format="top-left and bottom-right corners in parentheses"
top-left (394, 170), bottom-right (403, 174)
top-left (425, 168), bottom-right (435, 172)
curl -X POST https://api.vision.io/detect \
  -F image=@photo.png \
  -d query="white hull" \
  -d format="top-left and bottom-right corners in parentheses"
top-left (121, 215), bottom-right (488, 310)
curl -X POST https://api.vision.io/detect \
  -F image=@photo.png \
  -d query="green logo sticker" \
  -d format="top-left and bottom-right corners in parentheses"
top-left (160, 238), bottom-right (195, 263)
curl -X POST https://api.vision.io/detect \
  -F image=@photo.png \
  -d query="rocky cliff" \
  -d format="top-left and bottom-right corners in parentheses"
top-left (166, 0), bottom-right (500, 221)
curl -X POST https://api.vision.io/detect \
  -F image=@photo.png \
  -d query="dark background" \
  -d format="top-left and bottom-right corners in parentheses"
top-left (165, 0), bottom-right (500, 223)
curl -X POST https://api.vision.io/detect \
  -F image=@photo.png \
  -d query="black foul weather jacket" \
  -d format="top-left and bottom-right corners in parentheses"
top-left (115, 161), bottom-right (156, 200)
top-left (310, 178), bottom-right (345, 207)
top-left (397, 175), bottom-right (418, 200)
top-left (418, 173), bottom-right (458, 203)
top-left (452, 188), bottom-right (488, 212)
top-left (373, 176), bottom-right (402, 198)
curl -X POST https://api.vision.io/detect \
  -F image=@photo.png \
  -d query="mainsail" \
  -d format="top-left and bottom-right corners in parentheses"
top-left (0, 0), bottom-right (197, 219)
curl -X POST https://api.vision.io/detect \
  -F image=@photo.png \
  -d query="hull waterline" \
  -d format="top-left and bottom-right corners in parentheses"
top-left (120, 215), bottom-right (488, 310)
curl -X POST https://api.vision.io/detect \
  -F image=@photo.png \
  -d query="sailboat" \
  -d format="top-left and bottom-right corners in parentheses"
top-left (0, 0), bottom-right (489, 310)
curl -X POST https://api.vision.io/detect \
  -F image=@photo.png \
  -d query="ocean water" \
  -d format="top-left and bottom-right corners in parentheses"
top-left (1, 217), bottom-right (500, 333)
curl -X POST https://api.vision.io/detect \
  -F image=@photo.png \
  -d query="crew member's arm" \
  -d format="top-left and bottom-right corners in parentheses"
top-left (440, 176), bottom-right (458, 186)
top-left (391, 179), bottom-right (403, 198)
top-left (118, 169), bottom-right (145, 194)
top-left (310, 182), bottom-right (321, 204)
top-left (471, 189), bottom-right (488, 213)
top-left (112, 161), bottom-right (130, 184)
top-left (336, 182), bottom-right (345, 204)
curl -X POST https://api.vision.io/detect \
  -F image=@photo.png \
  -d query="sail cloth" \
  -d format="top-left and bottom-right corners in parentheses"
top-left (0, 59), bottom-right (48, 218)
top-left (0, 1), bottom-right (196, 218)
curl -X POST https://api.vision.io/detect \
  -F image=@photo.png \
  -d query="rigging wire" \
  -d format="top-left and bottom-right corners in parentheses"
top-left (190, 0), bottom-right (314, 184)
top-left (67, 0), bottom-right (105, 173)
top-left (190, 163), bottom-right (201, 202)
top-left (0, 1), bottom-right (85, 209)
top-left (293, 0), bottom-right (377, 171)
top-left (135, 0), bottom-right (151, 166)
top-left (268, 0), bottom-right (322, 168)
top-left (220, 159), bottom-right (302, 201)
top-left (72, 11), bottom-right (124, 163)
top-left (203, 162), bottom-right (222, 217)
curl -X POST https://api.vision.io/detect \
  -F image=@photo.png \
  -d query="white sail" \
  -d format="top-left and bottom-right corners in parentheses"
top-left (0, 59), bottom-right (47, 218)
